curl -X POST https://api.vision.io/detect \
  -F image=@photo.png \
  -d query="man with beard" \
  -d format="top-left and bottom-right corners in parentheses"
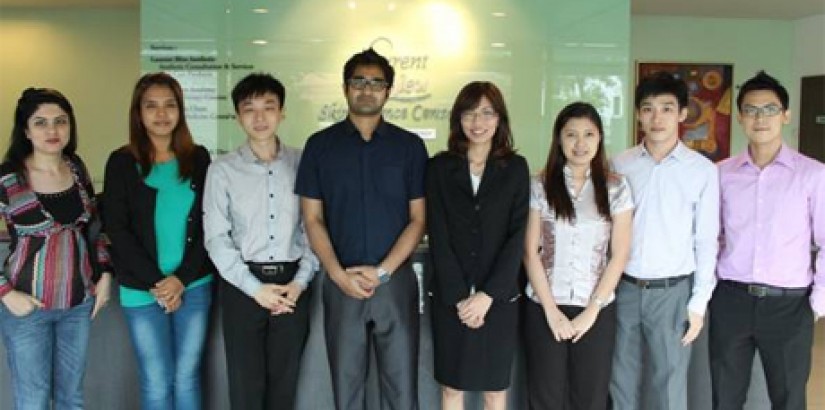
top-left (296, 48), bottom-right (428, 410)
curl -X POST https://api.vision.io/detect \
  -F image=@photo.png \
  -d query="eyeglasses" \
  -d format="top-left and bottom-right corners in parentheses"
top-left (460, 109), bottom-right (498, 123)
top-left (741, 104), bottom-right (783, 118)
top-left (347, 77), bottom-right (389, 92)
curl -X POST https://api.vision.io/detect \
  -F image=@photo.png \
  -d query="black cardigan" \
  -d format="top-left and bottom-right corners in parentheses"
top-left (102, 145), bottom-right (212, 290)
top-left (425, 152), bottom-right (530, 306)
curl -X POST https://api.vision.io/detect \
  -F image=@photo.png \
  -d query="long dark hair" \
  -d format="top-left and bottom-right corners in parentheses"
top-left (127, 72), bottom-right (195, 179)
top-left (446, 81), bottom-right (515, 161)
top-left (5, 88), bottom-right (78, 179)
top-left (543, 102), bottom-right (611, 222)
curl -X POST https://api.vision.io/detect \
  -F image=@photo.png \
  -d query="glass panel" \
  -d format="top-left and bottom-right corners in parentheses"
top-left (141, 0), bottom-right (630, 167)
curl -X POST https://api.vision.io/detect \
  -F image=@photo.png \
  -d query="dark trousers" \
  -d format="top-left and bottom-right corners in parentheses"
top-left (709, 281), bottom-right (814, 410)
top-left (220, 276), bottom-right (310, 410)
top-left (323, 263), bottom-right (419, 410)
top-left (523, 300), bottom-right (617, 410)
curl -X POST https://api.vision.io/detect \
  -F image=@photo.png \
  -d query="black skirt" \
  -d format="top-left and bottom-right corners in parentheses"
top-left (431, 296), bottom-right (519, 391)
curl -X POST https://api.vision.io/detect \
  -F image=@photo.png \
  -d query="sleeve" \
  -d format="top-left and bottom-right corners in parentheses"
top-left (529, 176), bottom-right (544, 211)
top-left (610, 175), bottom-right (634, 215)
top-left (294, 136), bottom-right (322, 199)
top-left (202, 161), bottom-right (262, 298)
top-left (0, 183), bottom-right (13, 298)
top-left (407, 136), bottom-right (428, 200)
top-left (173, 147), bottom-right (212, 286)
top-left (72, 155), bottom-right (110, 281)
top-left (687, 163), bottom-right (720, 316)
top-left (292, 219), bottom-right (318, 290)
top-left (102, 152), bottom-right (165, 290)
top-left (480, 157), bottom-right (530, 301)
top-left (809, 166), bottom-right (825, 317)
top-left (425, 157), bottom-right (471, 305)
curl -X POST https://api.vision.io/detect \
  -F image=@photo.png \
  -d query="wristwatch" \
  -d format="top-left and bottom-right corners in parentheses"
top-left (592, 296), bottom-right (607, 310)
top-left (377, 266), bottom-right (391, 285)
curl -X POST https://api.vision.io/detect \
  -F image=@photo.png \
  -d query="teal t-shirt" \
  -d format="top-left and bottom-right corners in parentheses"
top-left (120, 159), bottom-right (212, 308)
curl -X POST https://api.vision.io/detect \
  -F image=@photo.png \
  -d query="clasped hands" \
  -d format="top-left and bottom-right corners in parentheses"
top-left (253, 281), bottom-right (304, 315)
top-left (456, 291), bottom-right (493, 329)
top-left (151, 275), bottom-right (185, 313)
top-left (544, 305), bottom-right (599, 343)
top-left (332, 265), bottom-right (384, 300)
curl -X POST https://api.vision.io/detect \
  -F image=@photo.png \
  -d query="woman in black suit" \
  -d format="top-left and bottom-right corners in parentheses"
top-left (426, 81), bottom-right (530, 410)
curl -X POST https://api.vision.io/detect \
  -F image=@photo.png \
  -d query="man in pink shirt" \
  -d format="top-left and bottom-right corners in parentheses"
top-left (711, 71), bottom-right (825, 410)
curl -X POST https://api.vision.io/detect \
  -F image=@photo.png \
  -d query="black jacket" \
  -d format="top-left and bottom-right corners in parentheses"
top-left (103, 145), bottom-right (212, 290)
top-left (425, 152), bottom-right (530, 306)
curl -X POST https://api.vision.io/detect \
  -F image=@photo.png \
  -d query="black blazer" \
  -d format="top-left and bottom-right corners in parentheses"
top-left (103, 145), bottom-right (212, 290)
top-left (425, 152), bottom-right (530, 306)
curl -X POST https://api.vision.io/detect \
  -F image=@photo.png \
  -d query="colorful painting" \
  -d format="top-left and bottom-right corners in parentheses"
top-left (635, 62), bottom-right (733, 162)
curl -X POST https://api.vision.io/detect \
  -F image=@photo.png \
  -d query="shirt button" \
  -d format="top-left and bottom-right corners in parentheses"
top-left (270, 235), bottom-right (274, 240)
top-left (269, 256), bottom-right (274, 261)
top-left (474, 204), bottom-right (481, 211)
top-left (470, 251), bottom-right (477, 257)
top-left (186, 237), bottom-right (192, 243)
top-left (270, 194), bottom-right (274, 198)
top-left (270, 215), bottom-right (274, 219)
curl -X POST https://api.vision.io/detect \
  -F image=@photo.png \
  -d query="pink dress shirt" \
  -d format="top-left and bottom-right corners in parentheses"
top-left (717, 145), bottom-right (825, 316)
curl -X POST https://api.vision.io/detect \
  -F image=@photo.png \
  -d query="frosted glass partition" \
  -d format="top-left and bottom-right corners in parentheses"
top-left (141, 0), bottom-right (630, 167)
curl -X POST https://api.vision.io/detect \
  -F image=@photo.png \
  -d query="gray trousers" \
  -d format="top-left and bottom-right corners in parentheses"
top-left (323, 263), bottom-right (419, 410)
top-left (610, 278), bottom-right (692, 410)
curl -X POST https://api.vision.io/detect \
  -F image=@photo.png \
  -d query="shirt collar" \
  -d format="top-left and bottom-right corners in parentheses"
top-left (737, 143), bottom-right (795, 170)
top-left (637, 140), bottom-right (689, 162)
top-left (239, 140), bottom-right (282, 163)
top-left (343, 116), bottom-right (388, 141)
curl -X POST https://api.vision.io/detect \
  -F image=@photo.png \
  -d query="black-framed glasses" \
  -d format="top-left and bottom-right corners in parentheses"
top-left (741, 103), bottom-right (783, 118)
top-left (347, 77), bottom-right (389, 92)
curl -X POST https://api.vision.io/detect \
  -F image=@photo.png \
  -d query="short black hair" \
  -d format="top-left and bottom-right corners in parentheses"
top-left (736, 70), bottom-right (789, 111)
top-left (231, 73), bottom-right (286, 113)
top-left (635, 71), bottom-right (688, 110)
top-left (343, 48), bottom-right (395, 88)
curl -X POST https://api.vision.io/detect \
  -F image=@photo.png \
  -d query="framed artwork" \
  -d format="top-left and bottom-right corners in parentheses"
top-left (635, 62), bottom-right (733, 162)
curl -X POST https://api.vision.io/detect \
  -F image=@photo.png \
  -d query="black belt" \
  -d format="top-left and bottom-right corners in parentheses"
top-left (621, 273), bottom-right (690, 289)
top-left (721, 280), bottom-right (809, 298)
top-left (246, 261), bottom-right (298, 284)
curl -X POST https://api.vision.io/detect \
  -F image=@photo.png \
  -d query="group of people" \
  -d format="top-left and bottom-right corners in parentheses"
top-left (0, 46), bottom-right (821, 410)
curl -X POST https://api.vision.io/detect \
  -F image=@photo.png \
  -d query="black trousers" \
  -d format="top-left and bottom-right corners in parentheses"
top-left (220, 274), bottom-right (310, 410)
top-left (523, 300), bottom-right (617, 410)
top-left (709, 281), bottom-right (814, 410)
top-left (323, 262), bottom-right (419, 410)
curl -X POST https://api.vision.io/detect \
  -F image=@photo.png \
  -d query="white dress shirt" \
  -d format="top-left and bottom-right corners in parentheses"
top-left (611, 142), bottom-right (719, 315)
top-left (203, 142), bottom-right (318, 297)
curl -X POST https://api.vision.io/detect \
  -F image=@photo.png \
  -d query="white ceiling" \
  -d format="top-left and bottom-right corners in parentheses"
top-left (632, 0), bottom-right (825, 20)
top-left (0, 0), bottom-right (823, 20)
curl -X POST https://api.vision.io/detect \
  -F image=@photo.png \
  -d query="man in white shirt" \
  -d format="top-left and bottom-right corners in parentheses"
top-left (609, 71), bottom-right (720, 410)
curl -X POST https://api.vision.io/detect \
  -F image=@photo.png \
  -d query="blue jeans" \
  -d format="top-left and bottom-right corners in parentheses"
top-left (0, 297), bottom-right (93, 410)
top-left (123, 283), bottom-right (212, 410)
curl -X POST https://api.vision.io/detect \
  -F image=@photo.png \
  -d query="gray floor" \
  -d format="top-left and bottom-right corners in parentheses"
top-left (1, 259), bottom-right (779, 409)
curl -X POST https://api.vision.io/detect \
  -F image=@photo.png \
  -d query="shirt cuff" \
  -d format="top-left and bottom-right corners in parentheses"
top-left (687, 296), bottom-right (709, 317)
top-left (0, 282), bottom-right (13, 299)
top-left (810, 285), bottom-right (825, 318)
top-left (293, 265), bottom-right (315, 290)
top-left (238, 273), bottom-right (263, 298)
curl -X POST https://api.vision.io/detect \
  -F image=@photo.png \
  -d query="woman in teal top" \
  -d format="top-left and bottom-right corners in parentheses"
top-left (103, 72), bottom-right (213, 410)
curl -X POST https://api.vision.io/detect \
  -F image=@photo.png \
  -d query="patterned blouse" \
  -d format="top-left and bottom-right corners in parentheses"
top-left (0, 156), bottom-right (109, 309)
top-left (526, 167), bottom-right (633, 307)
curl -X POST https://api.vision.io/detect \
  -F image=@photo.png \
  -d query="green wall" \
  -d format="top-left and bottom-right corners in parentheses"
top-left (0, 8), bottom-right (140, 185)
top-left (631, 15), bottom-right (797, 153)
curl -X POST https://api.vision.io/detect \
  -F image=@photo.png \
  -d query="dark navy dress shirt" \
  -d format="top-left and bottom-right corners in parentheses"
top-left (295, 118), bottom-right (428, 267)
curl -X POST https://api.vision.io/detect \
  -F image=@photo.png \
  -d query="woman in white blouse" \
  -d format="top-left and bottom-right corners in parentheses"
top-left (522, 102), bottom-right (633, 410)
